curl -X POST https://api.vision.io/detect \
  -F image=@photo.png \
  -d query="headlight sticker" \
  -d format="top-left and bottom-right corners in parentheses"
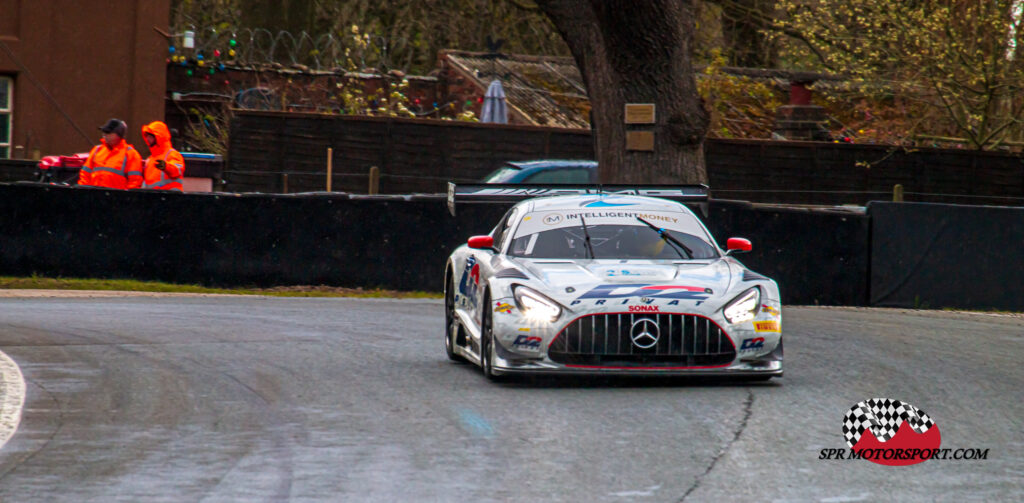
top-left (760, 304), bottom-right (781, 317)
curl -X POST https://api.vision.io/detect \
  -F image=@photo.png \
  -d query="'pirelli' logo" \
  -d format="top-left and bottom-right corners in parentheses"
top-left (753, 320), bottom-right (780, 333)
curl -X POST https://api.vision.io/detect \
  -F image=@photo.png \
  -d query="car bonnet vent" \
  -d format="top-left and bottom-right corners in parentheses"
top-left (495, 268), bottom-right (529, 279)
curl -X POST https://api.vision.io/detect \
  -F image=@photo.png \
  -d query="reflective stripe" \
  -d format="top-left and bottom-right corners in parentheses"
top-left (146, 178), bottom-right (182, 188)
top-left (143, 149), bottom-right (183, 190)
top-left (80, 166), bottom-right (95, 173)
top-left (92, 166), bottom-right (126, 176)
top-left (125, 171), bottom-right (143, 177)
top-left (121, 146), bottom-right (134, 171)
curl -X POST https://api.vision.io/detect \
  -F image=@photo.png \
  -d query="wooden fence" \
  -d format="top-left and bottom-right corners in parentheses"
top-left (226, 111), bottom-right (593, 194)
top-left (5, 110), bottom-right (1019, 206)
top-left (227, 110), bottom-right (1024, 205)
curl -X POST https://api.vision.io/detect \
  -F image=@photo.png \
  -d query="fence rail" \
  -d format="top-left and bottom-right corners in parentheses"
top-left (227, 111), bottom-right (1024, 206)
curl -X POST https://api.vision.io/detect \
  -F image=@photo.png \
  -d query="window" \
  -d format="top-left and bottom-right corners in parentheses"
top-left (0, 76), bottom-right (11, 159)
top-left (522, 168), bottom-right (591, 184)
top-left (482, 164), bottom-right (521, 183)
top-left (509, 210), bottom-right (720, 260)
top-left (491, 207), bottom-right (518, 250)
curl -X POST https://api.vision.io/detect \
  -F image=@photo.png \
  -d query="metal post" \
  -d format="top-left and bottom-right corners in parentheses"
top-left (368, 166), bottom-right (380, 195)
top-left (893, 184), bottom-right (904, 202)
top-left (326, 147), bottom-right (333, 192)
top-left (282, 173), bottom-right (288, 194)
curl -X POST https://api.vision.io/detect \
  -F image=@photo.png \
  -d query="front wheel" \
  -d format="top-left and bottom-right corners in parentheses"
top-left (445, 274), bottom-right (461, 362)
top-left (480, 299), bottom-right (503, 381)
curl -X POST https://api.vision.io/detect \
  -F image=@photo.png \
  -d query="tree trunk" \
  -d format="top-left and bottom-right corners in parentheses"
top-left (536, 0), bottom-right (710, 184)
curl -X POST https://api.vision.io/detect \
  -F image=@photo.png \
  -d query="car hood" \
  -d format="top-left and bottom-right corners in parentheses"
top-left (509, 258), bottom-right (735, 306)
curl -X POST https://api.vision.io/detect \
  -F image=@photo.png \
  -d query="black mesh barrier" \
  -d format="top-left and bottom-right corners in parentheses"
top-left (868, 202), bottom-right (1024, 310)
top-left (0, 183), bottom-right (867, 302)
top-left (703, 200), bottom-right (871, 306)
top-left (0, 183), bottom-right (514, 291)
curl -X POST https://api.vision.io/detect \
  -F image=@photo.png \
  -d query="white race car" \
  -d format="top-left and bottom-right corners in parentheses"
top-left (444, 185), bottom-right (782, 381)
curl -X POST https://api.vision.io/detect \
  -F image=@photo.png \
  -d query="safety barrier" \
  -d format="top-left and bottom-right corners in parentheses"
top-left (868, 202), bottom-right (1024, 311)
top-left (1, 183), bottom-right (1018, 309)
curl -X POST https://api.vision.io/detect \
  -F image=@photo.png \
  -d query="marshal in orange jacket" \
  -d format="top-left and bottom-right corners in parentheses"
top-left (78, 138), bottom-right (144, 189)
top-left (141, 121), bottom-right (185, 191)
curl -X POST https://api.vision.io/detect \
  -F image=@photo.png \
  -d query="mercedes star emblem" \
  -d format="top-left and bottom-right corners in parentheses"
top-left (630, 318), bottom-right (660, 349)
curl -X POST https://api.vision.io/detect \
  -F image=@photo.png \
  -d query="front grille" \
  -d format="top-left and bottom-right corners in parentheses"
top-left (548, 313), bottom-right (735, 367)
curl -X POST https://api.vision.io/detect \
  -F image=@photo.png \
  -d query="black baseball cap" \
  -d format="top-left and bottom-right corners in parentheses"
top-left (99, 119), bottom-right (127, 137)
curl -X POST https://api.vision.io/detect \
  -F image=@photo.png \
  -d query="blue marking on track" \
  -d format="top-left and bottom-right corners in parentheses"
top-left (457, 408), bottom-right (495, 437)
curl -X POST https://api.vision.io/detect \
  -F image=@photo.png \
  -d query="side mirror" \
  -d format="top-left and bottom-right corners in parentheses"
top-left (467, 235), bottom-right (495, 249)
top-left (726, 237), bottom-right (752, 254)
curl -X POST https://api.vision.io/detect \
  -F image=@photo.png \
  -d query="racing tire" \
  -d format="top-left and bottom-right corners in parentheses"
top-left (444, 274), bottom-right (462, 362)
top-left (480, 296), bottom-right (503, 382)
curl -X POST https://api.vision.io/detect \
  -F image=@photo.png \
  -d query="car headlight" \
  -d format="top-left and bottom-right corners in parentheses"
top-left (513, 285), bottom-right (562, 322)
top-left (723, 287), bottom-right (760, 324)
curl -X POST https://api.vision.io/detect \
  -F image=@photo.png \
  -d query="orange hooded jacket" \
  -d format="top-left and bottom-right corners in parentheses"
top-left (141, 121), bottom-right (185, 191)
top-left (79, 138), bottom-right (144, 189)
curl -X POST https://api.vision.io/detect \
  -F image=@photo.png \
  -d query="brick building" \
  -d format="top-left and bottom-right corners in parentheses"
top-left (0, 0), bottom-right (170, 158)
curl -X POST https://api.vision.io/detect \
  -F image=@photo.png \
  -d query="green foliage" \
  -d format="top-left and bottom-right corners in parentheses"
top-left (699, 50), bottom-right (785, 138)
top-left (774, 0), bottom-right (1024, 149)
top-left (182, 107), bottom-right (230, 155)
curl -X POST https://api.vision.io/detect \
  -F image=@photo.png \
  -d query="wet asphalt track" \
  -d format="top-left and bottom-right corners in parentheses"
top-left (0, 296), bottom-right (1021, 502)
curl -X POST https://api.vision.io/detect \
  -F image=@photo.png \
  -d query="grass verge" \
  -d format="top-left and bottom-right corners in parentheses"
top-left (0, 275), bottom-right (442, 299)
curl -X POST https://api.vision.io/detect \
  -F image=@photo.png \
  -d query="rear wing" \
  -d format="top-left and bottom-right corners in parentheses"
top-left (447, 183), bottom-right (710, 217)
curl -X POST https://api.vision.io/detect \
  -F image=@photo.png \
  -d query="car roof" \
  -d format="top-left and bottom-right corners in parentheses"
top-left (514, 194), bottom-right (690, 213)
top-left (506, 159), bottom-right (597, 170)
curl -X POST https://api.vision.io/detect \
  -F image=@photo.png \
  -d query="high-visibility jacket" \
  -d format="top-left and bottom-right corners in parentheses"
top-left (141, 121), bottom-right (185, 191)
top-left (79, 139), bottom-right (144, 189)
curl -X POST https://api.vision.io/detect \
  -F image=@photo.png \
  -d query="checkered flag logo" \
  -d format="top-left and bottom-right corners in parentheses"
top-left (843, 398), bottom-right (936, 448)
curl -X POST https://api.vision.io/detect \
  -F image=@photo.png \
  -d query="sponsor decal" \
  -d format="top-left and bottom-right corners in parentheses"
top-left (760, 304), bottom-right (780, 317)
top-left (457, 256), bottom-right (481, 306)
top-left (739, 337), bottom-right (764, 352)
top-left (517, 327), bottom-right (530, 332)
top-left (574, 284), bottom-right (713, 302)
top-left (628, 305), bottom-right (660, 313)
top-left (565, 287), bottom-right (576, 293)
top-left (753, 320), bottom-right (780, 333)
top-left (640, 297), bottom-right (654, 304)
top-left (542, 214), bottom-right (563, 225)
top-left (512, 335), bottom-right (542, 351)
top-left (606, 269), bottom-right (645, 277)
top-left (494, 302), bottom-right (514, 314)
top-left (560, 211), bottom-right (678, 224)
top-left (817, 398), bottom-right (995, 465)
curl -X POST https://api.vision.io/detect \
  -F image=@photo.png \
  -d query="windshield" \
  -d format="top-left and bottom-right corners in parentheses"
top-left (482, 165), bottom-right (522, 183)
top-left (508, 209), bottom-right (719, 259)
